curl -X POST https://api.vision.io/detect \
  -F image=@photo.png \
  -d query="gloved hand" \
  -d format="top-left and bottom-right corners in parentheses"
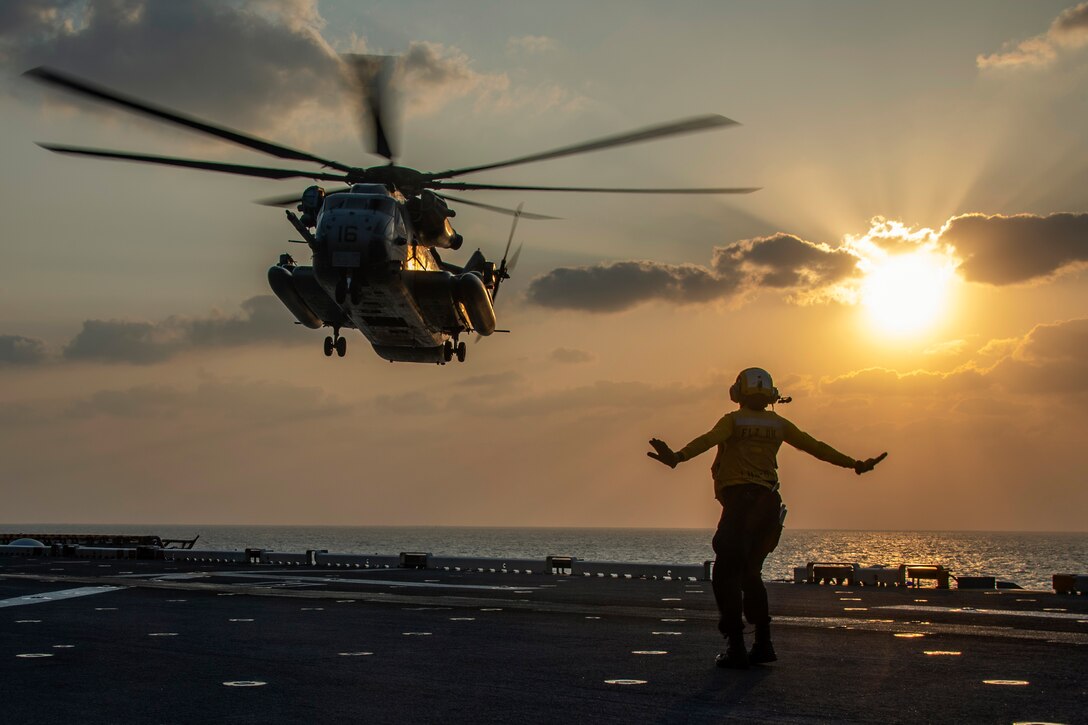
top-left (647, 438), bottom-right (680, 468)
top-left (854, 452), bottom-right (888, 475)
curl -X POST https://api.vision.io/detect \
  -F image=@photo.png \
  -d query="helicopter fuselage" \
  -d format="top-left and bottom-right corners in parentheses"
top-left (267, 185), bottom-right (498, 364)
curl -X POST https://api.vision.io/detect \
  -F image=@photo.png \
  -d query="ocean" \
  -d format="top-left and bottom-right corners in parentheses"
top-left (4, 524), bottom-right (1084, 591)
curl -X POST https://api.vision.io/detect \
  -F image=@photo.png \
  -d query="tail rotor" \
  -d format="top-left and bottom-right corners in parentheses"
top-left (493, 203), bottom-right (524, 301)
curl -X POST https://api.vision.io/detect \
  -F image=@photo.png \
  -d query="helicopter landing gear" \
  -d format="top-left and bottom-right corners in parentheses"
top-left (334, 277), bottom-right (347, 305)
top-left (324, 328), bottom-right (346, 358)
top-left (442, 339), bottom-right (467, 364)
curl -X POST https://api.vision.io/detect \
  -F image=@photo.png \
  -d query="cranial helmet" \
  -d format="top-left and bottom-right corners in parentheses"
top-left (729, 367), bottom-right (780, 405)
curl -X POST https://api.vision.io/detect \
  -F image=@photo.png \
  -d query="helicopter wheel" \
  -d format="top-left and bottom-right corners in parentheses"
top-left (455, 341), bottom-right (466, 363)
top-left (442, 340), bottom-right (454, 363)
top-left (323, 336), bottom-right (334, 357)
top-left (335, 335), bottom-right (347, 357)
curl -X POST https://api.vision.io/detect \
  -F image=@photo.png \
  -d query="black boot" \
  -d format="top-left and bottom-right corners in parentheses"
top-left (749, 624), bottom-right (777, 664)
top-left (716, 631), bottom-right (750, 669)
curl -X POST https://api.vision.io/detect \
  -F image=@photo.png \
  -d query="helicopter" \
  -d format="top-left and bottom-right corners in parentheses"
top-left (24, 58), bottom-right (759, 364)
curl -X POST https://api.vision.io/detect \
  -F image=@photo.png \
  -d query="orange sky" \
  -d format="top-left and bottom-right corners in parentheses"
top-left (1, 1), bottom-right (1086, 530)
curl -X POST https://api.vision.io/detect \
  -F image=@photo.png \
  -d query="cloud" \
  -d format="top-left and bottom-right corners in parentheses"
top-left (506, 35), bottom-right (556, 55)
top-left (527, 211), bottom-right (1088, 314)
top-left (397, 40), bottom-right (506, 117)
top-left (822, 318), bottom-right (1088, 399)
top-left (0, 2), bottom-right (70, 38)
top-left (1015, 317), bottom-right (1088, 361)
top-left (0, 401), bottom-right (47, 426)
top-left (69, 383), bottom-right (183, 418)
top-left (821, 366), bottom-right (990, 398)
top-left (482, 379), bottom-right (717, 419)
top-left (550, 347), bottom-right (594, 364)
top-left (6, 3), bottom-right (584, 149)
top-left (988, 318), bottom-right (1088, 394)
top-left (715, 233), bottom-right (861, 302)
top-left (367, 372), bottom-right (723, 422)
top-left (457, 371), bottom-right (526, 387)
top-left (923, 339), bottom-right (969, 357)
top-left (527, 232), bottom-right (860, 313)
top-left (975, 336), bottom-right (1020, 365)
top-left (527, 260), bottom-right (733, 313)
top-left (63, 319), bottom-right (166, 364)
top-left (977, 2), bottom-right (1088, 70)
top-left (68, 378), bottom-right (347, 421)
top-left (62, 295), bottom-right (305, 364)
top-left (371, 390), bottom-right (441, 416)
top-left (367, 372), bottom-right (522, 416)
top-left (952, 396), bottom-right (1025, 417)
top-left (937, 212), bottom-right (1088, 285)
top-left (396, 40), bottom-right (584, 117)
top-left (0, 335), bottom-right (48, 365)
top-left (4, 0), bottom-right (346, 137)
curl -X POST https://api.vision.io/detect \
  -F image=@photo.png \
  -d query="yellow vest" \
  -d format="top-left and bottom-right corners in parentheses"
top-left (676, 408), bottom-right (856, 500)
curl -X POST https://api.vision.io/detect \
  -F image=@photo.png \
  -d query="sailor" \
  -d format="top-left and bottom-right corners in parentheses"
top-left (647, 367), bottom-right (886, 668)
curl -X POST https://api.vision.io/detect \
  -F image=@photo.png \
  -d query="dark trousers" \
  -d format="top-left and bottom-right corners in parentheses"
top-left (711, 483), bottom-right (783, 639)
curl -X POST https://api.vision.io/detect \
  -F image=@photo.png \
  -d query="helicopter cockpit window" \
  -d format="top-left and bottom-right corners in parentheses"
top-left (327, 196), bottom-right (396, 215)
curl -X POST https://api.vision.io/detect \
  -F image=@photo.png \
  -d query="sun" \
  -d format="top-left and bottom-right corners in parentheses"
top-left (860, 251), bottom-right (955, 335)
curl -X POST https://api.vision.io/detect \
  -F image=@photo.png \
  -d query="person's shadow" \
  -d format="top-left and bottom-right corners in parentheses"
top-left (653, 664), bottom-right (776, 724)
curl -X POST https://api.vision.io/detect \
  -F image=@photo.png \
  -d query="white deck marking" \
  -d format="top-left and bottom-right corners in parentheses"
top-left (219, 572), bottom-right (538, 592)
top-left (0, 586), bottom-right (120, 608)
top-left (877, 604), bottom-right (1088, 621)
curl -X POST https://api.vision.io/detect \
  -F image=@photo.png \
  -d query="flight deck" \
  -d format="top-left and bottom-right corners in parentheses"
top-left (2, 548), bottom-right (1085, 724)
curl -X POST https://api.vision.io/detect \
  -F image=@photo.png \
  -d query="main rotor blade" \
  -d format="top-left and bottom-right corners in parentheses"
top-left (24, 66), bottom-right (354, 173)
top-left (430, 181), bottom-right (761, 194)
top-left (255, 186), bottom-right (352, 207)
top-left (37, 144), bottom-right (351, 182)
top-left (435, 193), bottom-right (560, 220)
top-left (345, 55), bottom-right (398, 161)
top-left (428, 115), bottom-right (739, 180)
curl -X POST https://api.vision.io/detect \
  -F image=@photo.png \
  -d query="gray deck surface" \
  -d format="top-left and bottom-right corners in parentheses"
top-left (2, 556), bottom-right (1085, 724)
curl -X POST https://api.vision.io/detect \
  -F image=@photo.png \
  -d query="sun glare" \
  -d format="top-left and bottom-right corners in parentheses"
top-left (861, 251), bottom-right (955, 335)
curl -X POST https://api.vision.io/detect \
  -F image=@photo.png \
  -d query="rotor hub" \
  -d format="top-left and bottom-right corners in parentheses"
top-left (348, 165), bottom-right (426, 195)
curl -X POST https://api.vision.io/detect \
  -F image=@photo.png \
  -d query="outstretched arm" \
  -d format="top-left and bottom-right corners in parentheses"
top-left (648, 414), bottom-right (735, 469)
top-left (783, 420), bottom-right (887, 475)
top-left (647, 439), bottom-right (680, 468)
top-left (782, 421), bottom-right (854, 468)
top-left (853, 452), bottom-right (888, 475)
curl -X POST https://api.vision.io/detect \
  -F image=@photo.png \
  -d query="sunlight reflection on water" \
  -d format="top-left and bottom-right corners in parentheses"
top-left (7, 524), bottom-right (1084, 591)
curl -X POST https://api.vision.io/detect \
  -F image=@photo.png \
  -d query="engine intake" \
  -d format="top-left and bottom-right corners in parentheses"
top-left (407, 190), bottom-right (463, 249)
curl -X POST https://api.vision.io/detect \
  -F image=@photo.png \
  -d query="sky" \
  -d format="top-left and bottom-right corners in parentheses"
top-left (0, 0), bottom-right (1086, 531)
